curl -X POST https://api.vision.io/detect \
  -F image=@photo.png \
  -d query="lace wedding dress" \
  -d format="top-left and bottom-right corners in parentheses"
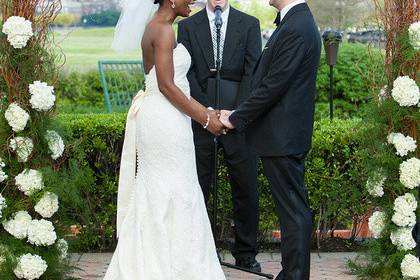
top-left (103, 43), bottom-right (226, 280)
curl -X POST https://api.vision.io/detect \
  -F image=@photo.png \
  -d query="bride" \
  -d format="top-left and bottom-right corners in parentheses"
top-left (103, 0), bottom-right (227, 279)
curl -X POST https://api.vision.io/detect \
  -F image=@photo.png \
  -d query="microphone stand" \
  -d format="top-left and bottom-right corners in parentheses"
top-left (211, 7), bottom-right (274, 279)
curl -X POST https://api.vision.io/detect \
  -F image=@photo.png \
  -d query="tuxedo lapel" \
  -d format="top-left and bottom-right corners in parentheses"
top-left (193, 9), bottom-right (214, 69)
top-left (221, 8), bottom-right (241, 68)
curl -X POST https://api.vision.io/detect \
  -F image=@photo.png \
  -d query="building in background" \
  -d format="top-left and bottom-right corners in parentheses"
top-left (61, 0), bottom-right (118, 15)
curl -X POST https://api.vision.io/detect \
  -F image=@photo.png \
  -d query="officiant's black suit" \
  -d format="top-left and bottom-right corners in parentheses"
top-left (229, 4), bottom-right (321, 280)
top-left (177, 7), bottom-right (262, 263)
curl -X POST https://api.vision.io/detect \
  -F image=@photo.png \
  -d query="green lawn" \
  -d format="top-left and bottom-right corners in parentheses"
top-left (54, 27), bottom-right (140, 72)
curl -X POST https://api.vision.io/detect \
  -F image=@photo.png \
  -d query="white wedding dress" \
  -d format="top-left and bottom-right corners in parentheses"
top-left (103, 43), bottom-right (226, 280)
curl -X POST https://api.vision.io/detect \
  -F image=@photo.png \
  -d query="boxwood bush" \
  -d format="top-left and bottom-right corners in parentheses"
top-left (57, 114), bottom-right (368, 252)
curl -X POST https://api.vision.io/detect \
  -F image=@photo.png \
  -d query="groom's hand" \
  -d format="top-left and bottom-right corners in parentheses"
top-left (206, 110), bottom-right (226, 136)
top-left (219, 110), bottom-right (235, 129)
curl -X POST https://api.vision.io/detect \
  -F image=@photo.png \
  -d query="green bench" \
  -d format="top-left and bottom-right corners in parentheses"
top-left (98, 60), bottom-right (145, 113)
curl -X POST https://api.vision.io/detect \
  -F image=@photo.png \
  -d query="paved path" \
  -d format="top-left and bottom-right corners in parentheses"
top-left (69, 252), bottom-right (357, 279)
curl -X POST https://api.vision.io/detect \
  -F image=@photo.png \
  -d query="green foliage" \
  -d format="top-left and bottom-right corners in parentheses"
top-left (53, 13), bottom-right (80, 27)
top-left (81, 9), bottom-right (120, 27)
top-left (57, 114), bottom-right (367, 251)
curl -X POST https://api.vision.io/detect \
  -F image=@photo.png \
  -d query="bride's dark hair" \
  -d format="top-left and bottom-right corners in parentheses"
top-left (154, 0), bottom-right (164, 5)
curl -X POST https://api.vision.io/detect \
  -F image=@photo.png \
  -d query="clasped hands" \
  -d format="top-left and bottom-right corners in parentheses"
top-left (205, 109), bottom-right (235, 136)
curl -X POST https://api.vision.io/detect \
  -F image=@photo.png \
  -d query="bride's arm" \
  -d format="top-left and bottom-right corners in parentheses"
top-left (153, 25), bottom-right (224, 135)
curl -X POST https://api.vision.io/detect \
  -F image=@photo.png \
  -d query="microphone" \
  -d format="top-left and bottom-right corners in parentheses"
top-left (214, 5), bottom-right (223, 29)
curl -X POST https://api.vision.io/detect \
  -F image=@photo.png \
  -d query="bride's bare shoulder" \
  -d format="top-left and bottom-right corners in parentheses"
top-left (143, 19), bottom-right (174, 48)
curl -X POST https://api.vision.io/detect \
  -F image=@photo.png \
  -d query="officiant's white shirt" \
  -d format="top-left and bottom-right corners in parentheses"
top-left (281, 0), bottom-right (306, 21)
top-left (206, 4), bottom-right (230, 42)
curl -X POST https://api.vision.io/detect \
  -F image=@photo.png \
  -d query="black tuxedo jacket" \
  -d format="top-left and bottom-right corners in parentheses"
top-left (230, 3), bottom-right (321, 157)
top-left (177, 7), bottom-right (261, 111)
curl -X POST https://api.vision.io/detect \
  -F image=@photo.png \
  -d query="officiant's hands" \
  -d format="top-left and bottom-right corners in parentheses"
top-left (219, 110), bottom-right (235, 129)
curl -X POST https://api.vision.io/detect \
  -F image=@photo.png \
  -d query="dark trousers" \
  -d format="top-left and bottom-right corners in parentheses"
top-left (261, 155), bottom-right (312, 280)
top-left (194, 125), bottom-right (259, 259)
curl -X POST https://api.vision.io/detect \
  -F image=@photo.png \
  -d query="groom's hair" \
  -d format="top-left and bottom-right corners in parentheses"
top-left (154, 0), bottom-right (164, 5)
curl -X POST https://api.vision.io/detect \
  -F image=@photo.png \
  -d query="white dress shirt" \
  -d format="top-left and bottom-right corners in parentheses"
top-left (206, 4), bottom-right (230, 42)
top-left (280, 0), bottom-right (306, 21)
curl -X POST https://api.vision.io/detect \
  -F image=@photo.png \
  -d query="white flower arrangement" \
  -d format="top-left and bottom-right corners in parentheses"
top-left (2, 210), bottom-right (32, 239)
top-left (27, 219), bottom-right (57, 246)
top-left (368, 211), bottom-right (387, 238)
top-left (4, 103), bottom-right (29, 132)
top-left (401, 253), bottom-right (420, 279)
top-left (408, 21), bottom-right (420, 50)
top-left (45, 130), bottom-right (65, 160)
top-left (400, 158), bottom-right (420, 189)
top-left (14, 253), bottom-right (47, 280)
top-left (1, 16), bottom-right (34, 49)
top-left (390, 227), bottom-right (417, 251)
top-left (9, 137), bottom-right (33, 163)
top-left (0, 157), bottom-right (7, 183)
top-left (29, 81), bottom-right (56, 111)
top-left (15, 169), bottom-right (44, 196)
top-left (56, 238), bottom-right (68, 260)
top-left (392, 193), bottom-right (418, 227)
top-left (366, 172), bottom-right (386, 197)
top-left (387, 132), bottom-right (417, 157)
top-left (34, 192), bottom-right (59, 218)
top-left (391, 76), bottom-right (420, 107)
top-left (0, 194), bottom-right (7, 219)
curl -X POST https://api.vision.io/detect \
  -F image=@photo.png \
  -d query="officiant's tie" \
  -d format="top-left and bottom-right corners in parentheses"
top-left (211, 19), bottom-right (225, 67)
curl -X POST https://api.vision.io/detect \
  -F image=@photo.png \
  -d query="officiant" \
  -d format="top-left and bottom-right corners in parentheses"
top-left (177, 0), bottom-right (262, 272)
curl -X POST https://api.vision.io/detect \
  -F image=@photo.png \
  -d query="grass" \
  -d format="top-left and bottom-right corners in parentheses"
top-left (53, 27), bottom-right (140, 73)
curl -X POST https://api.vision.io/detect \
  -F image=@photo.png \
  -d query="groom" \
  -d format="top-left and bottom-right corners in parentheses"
top-left (221, 0), bottom-right (321, 279)
top-left (177, 0), bottom-right (262, 272)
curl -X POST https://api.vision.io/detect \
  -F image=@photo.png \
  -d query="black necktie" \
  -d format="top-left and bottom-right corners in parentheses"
top-left (274, 12), bottom-right (281, 26)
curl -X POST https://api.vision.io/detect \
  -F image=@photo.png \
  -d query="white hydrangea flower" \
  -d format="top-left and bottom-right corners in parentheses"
top-left (366, 172), bottom-right (386, 197)
top-left (401, 253), bottom-right (420, 279)
top-left (0, 157), bottom-right (8, 183)
top-left (56, 238), bottom-right (68, 260)
top-left (45, 130), bottom-right (65, 160)
top-left (0, 194), bottom-right (7, 219)
top-left (387, 132), bottom-right (417, 157)
top-left (408, 21), bottom-right (420, 50)
top-left (15, 169), bottom-right (44, 196)
top-left (34, 192), bottom-right (59, 218)
top-left (29, 81), bottom-right (56, 111)
top-left (2, 210), bottom-right (32, 239)
top-left (27, 219), bottom-right (57, 246)
top-left (1, 16), bottom-right (33, 49)
top-left (390, 227), bottom-right (416, 251)
top-left (9, 137), bottom-right (33, 162)
top-left (4, 103), bottom-right (29, 132)
top-left (391, 76), bottom-right (420, 107)
top-left (14, 253), bottom-right (47, 280)
top-left (400, 158), bottom-right (420, 189)
top-left (368, 211), bottom-right (387, 238)
top-left (392, 193), bottom-right (418, 227)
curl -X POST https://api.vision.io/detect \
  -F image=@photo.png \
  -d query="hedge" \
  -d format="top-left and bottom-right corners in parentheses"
top-left (57, 113), bottom-right (368, 252)
top-left (56, 43), bottom-right (383, 118)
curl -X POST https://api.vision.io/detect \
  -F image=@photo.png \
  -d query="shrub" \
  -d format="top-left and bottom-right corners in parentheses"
top-left (57, 114), bottom-right (367, 251)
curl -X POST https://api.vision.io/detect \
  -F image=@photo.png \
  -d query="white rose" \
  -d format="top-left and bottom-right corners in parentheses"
top-left (4, 103), bottom-right (29, 132)
top-left (2, 210), bottom-right (32, 239)
top-left (401, 253), bottom-right (420, 279)
top-left (9, 137), bottom-right (33, 162)
top-left (368, 211), bottom-right (387, 238)
top-left (2, 16), bottom-right (33, 49)
top-left (29, 81), bottom-right (56, 111)
top-left (400, 158), bottom-right (420, 189)
top-left (391, 76), bottom-right (420, 107)
top-left (34, 192), bottom-right (59, 218)
top-left (390, 227), bottom-right (416, 251)
top-left (15, 169), bottom-right (44, 196)
top-left (45, 130), bottom-right (65, 160)
top-left (27, 219), bottom-right (57, 246)
top-left (14, 253), bottom-right (47, 280)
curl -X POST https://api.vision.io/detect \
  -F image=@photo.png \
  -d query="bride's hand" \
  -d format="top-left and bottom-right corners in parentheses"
top-left (206, 110), bottom-right (226, 136)
top-left (219, 110), bottom-right (235, 130)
